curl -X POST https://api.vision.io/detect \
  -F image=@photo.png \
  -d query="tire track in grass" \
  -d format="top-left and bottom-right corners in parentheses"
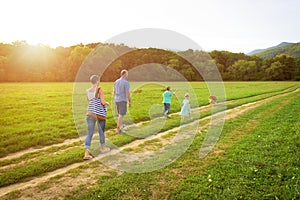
top-left (0, 88), bottom-right (298, 199)
top-left (1, 86), bottom-right (295, 162)
top-left (0, 88), bottom-right (298, 195)
top-left (0, 145), bottom-right (82, 171)
top-left (0, 138), bottom-right (80, 162)
top-left (97, 89), bottom-right (298, 170)
top-left (0, 103), bottom-right (211, 169)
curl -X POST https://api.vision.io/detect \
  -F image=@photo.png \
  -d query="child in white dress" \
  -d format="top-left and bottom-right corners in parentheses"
top-left (180, 93), bottom-right (191, 119)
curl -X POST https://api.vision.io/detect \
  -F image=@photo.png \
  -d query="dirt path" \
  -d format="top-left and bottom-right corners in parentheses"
top-left (0, 88), bottom-right (298, 199)
top-left (0, 138), bottom-right (81, 162)
top-left (1, 87), bottom-right (293, 162)
top-left (0, 104), bottom-right (211, 164)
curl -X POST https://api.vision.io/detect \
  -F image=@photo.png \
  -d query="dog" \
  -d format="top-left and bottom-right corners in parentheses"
top-left (208, 95), bottom-right (217, 104)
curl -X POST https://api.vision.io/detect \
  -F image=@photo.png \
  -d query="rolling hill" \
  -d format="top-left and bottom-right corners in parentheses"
top-left (247, 42), bottom-right (294, 55)
top-left (248, 42), bottom-right (300, 58)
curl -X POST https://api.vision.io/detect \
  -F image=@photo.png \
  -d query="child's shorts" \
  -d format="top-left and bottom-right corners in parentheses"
top-left (164, 103), bottom-right (170, 113)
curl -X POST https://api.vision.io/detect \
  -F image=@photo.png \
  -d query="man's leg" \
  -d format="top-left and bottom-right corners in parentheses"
top-left (117, 114), bottom-right (123, 132)
top-left (116, 101), bottom-right (127, 133)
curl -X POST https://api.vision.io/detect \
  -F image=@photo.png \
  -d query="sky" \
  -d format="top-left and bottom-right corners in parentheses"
top-left (1, 0), bottom-right (299, 53)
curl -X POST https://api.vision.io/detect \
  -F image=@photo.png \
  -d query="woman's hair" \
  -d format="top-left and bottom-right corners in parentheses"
top-left (90, 75), bottom-right (100, 84)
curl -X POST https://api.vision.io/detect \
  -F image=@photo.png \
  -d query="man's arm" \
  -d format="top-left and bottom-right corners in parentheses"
top-left (125, 81), bottom-right (131, 107)
top-left (126, 90), bottom-right (131, 107)
top-left (113, 82), bottom-right (116, 97)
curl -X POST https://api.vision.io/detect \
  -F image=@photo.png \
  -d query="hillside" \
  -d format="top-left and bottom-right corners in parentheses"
top-left (252, 42), bottom-right (300, 58)
top-left (247, 42), bottom-right (294, 55)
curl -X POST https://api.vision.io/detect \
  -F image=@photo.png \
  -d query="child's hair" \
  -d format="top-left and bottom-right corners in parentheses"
top-left (166, 86), bottom-right (171, 91)
top-left (185, 93), bottom-right (189, 97)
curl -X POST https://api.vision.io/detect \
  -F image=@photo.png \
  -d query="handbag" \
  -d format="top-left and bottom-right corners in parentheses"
top-left (87, 98), bottom-right (107, 120)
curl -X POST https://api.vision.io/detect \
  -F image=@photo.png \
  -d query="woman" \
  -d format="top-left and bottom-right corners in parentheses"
top-left (84, 75), bottom-right (110, 160)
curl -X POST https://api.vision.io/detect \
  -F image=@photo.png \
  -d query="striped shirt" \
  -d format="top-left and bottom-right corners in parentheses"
top-left (87, 98), bottom-right (106, 117)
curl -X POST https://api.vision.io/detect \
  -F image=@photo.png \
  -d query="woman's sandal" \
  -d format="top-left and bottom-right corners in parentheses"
top-left (83, 155), bottom-right (93, 160)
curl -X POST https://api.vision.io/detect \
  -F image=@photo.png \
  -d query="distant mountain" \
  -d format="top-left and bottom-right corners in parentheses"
top-left (248, 42), bottom-right (300, 59)
top-left (247, 48), bottom-right (263, 55)
top-left (276, 42), bottom-right (295, 47)
top-left (247, 42), bottom-right (294, 56)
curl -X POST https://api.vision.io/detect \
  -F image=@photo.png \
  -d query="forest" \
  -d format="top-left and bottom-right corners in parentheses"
top-left (0, 40), bottom-right (300, 82)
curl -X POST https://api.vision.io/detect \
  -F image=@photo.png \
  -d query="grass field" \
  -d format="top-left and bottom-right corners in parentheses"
top-left (0, 81), bottom-right (299, 199)
top-left (75, 93), bottom-right (300, 199)
top-left (0, 82), bottom-right (297, 156)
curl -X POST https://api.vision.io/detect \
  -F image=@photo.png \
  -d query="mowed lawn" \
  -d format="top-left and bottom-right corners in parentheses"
top-left (0, 82), bottom-right (298, 157)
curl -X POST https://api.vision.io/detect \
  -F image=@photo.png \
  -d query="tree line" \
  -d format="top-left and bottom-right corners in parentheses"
top-left (0, 41), bottom-right (299, 82)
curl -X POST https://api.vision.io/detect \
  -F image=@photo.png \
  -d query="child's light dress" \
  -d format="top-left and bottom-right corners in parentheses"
top-left (180, 99), bottom-right (191, 116)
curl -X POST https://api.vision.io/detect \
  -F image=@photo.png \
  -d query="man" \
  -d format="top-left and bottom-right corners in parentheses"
top-left (114, 69), bottom-right (131, 133)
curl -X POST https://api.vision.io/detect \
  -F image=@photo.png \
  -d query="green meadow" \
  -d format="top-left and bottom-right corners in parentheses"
top-left (77, 90), bottom-right (300, 200)
top-left (0, 81), bottom-right (299, 199)
top-left (0, 81), bottom-right (297, 156)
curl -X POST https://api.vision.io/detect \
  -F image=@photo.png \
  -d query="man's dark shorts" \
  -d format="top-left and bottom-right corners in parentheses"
top-left (116, 101), bottom-right (127, 115)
